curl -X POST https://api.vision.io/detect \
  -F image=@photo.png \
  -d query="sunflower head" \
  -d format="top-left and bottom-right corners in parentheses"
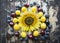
top-left (20, 12), bottom-right (38, 26)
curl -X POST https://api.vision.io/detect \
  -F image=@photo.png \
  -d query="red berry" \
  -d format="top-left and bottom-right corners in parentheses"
top-left (24, 4), bottom-right (29, 8)
top-left (37, 8), bottom-right (43, 12)
top-left (28, 34), bottom-right (33, 39)
top-left (9, 22), bottom-right (14, 27)
top-left (41, 30), bottom-right (45, 35)
top-left (15, 32), bottom-right (20, 37)
top-left (11, 13), bottom-right (16, 18)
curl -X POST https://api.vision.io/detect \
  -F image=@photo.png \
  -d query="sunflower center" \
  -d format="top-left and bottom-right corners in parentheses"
top-left (25, 17), bottom-right (34, 25)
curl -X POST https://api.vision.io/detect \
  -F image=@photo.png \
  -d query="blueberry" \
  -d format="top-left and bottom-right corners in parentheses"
top-left (7, 20), bottom-right (11, 23)
top-left (37, 5), bottom-right (40, 8)
top-left (44, 34), bottom-right (49, 38)
top-left (45, 14), bottom-right (49, 19)
top-left (48, 24), bottom-right (52, 29)
top-left (45, 32), bottom-right (49, 35)
top-left (33, 2), bottom-right (36, 5)
top-left (41, 36), bottom-right (45, 40)
top-left (34, 37), bottom-right (38, 40)
top-left (25, 37), bottom-right (28, 41)
top-left (10, 9), bottom-right (14, 13)
top-left (30, 4), bottom-right (33, 7)
top-left (45, 27), bottom-right (50, 32)
top-left (20, 38), bottom-right (23, 41)
top-left (7, 15), bottom-right (11, 20)
top-left (16, 6), bottom-right (22, 10)
top-left (46, 19), bottom-right (50, 26)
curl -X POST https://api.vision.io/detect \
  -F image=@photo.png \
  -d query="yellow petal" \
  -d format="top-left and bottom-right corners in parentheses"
top-left (30, 26), bottom-right (35, 31)
top-left (25, 26), bottom-right (29, 32)
top-left (18, 23), bottom-right (22, 27)
top-left (22, 26), bottom-right (29, 32)
top-left (33, 21), bottom-right (40, 29)
top-left (18, 17), bottom-right (22, 22)
top-left (21, 26), bottom-right (25, 31)
top-left (34, 24), bottom-right (39, 29)
top-left (39, 21), bottom-right (41, 24)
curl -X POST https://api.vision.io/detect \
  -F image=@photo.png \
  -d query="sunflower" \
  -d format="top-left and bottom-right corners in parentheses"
top-left (18, 12), bottom-right (41, 31)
